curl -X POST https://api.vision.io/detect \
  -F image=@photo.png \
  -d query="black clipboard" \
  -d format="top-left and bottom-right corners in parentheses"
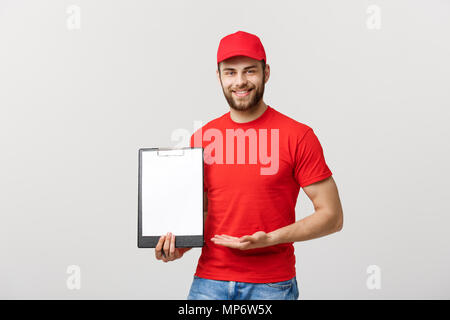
top-left (138, 147), bottom-right (204, 248)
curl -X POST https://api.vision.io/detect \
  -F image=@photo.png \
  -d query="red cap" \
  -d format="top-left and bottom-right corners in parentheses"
top-left (217, 31), bottom-right (266, 64)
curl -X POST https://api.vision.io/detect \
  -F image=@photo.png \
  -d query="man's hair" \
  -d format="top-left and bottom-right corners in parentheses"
top-left (217, 59), bottom-right (266, 76)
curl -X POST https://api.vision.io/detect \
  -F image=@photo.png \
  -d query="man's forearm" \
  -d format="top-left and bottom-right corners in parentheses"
top-left (269, 208), bottom-right (342, 245)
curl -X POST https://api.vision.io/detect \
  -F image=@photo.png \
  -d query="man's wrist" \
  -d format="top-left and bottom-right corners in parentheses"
top-left (268, 230), bottom-right (283, 246)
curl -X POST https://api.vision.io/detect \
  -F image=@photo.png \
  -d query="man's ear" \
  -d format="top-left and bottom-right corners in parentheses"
top-left (216, 69), bottom-right (221, 83)
top-left (264, 64), bottom-right (270, 84)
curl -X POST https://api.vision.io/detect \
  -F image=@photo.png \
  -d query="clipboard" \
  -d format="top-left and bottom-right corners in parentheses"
top-left (138, 147), bottom-right (204, 248)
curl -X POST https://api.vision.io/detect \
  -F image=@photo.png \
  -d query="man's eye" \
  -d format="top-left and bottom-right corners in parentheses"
top-left (247, 70), bottom-right (255, 73)
top-left (227, 72), bottom-right (234, 75)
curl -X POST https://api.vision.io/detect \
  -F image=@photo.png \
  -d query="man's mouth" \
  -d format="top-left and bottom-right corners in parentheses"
top-left (232, 88), bottom-right (253, 97)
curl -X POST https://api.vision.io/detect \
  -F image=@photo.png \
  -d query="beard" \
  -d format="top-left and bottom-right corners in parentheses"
top-left (220, 74), bottom-right (265, 112)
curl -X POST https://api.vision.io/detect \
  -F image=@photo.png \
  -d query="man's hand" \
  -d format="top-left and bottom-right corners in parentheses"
top-left (155, 232), bottom-right (191, 262)
top-left (211, 231), bottom-right (277, 250)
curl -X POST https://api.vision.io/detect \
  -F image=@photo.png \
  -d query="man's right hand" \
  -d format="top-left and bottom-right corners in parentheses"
top-left (155, 232), bottom-right (191, 262)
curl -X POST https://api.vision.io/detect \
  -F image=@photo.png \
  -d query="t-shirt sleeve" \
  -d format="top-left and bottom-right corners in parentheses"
top-left (294, 128), bottom-right (332, 188)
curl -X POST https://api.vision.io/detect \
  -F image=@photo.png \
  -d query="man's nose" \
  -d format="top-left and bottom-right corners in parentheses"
top-left (235, 72), bottom-right (248, 87)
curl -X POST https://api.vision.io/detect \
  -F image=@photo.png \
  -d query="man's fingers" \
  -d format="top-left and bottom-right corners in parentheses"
top-left (212, 235), bottom-right (239, 242)
top-left (211, 232), bottom-right (269, 251)
top-left (220, 234), bottom-right (239, 240)
top-left (212, 240), bottom-right (238, 247)
top-left (155, 235), bottom-right (165, 260)
top-left (169, 234), bottom-right (176, 259)
top-left (214, 240), bottom-right (251, 249)
top-left (163, 232), bottom-right (171, 258)
top-left (212, 235), bottom-right (233, 242)
top-left (155, 232), bottom-right (188, 262)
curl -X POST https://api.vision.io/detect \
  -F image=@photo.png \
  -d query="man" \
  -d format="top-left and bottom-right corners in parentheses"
top-left (154, 31), bottom-right (344, 300)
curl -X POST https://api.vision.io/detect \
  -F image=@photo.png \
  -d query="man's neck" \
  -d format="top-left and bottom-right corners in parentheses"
top-left (229, 100), bottom-right (268, 124)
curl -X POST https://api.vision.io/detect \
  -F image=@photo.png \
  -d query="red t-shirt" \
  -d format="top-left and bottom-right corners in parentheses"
top-left (189, 105), bottom-right (332, 283)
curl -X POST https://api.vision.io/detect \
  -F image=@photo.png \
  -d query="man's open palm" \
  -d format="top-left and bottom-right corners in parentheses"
top-left (211, 231), bottom-right (275, 250)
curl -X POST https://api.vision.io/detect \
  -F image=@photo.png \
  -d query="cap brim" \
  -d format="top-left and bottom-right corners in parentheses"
top-left (218, 50), bottom-right (265, 64)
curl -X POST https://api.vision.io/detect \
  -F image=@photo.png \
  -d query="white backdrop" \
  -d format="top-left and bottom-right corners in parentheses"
top-left (0, 0), bottom-right (449, 299)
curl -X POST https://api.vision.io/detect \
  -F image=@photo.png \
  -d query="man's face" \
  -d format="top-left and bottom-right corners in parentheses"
top-left (217, 56), bottom-right (269, 112)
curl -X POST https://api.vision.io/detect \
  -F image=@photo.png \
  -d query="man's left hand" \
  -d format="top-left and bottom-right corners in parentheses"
top-left (211, 231), bottom-right (276, 250)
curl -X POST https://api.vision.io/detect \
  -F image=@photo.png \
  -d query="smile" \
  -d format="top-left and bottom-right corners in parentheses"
top-left (233, 89), bottom-right (253, 97)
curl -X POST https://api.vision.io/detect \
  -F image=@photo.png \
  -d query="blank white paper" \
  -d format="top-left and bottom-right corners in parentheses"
top-left (141, 148), bottom-right (203, 236)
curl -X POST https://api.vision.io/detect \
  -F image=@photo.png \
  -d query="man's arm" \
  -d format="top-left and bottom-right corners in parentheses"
top-left (269, 176), bottom-right (343, 244)
top-left (211, 177), bottom-right (343, 249)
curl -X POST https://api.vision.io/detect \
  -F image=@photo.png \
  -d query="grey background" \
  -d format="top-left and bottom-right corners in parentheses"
top-left (1, 0), bottom-right (449, 299)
